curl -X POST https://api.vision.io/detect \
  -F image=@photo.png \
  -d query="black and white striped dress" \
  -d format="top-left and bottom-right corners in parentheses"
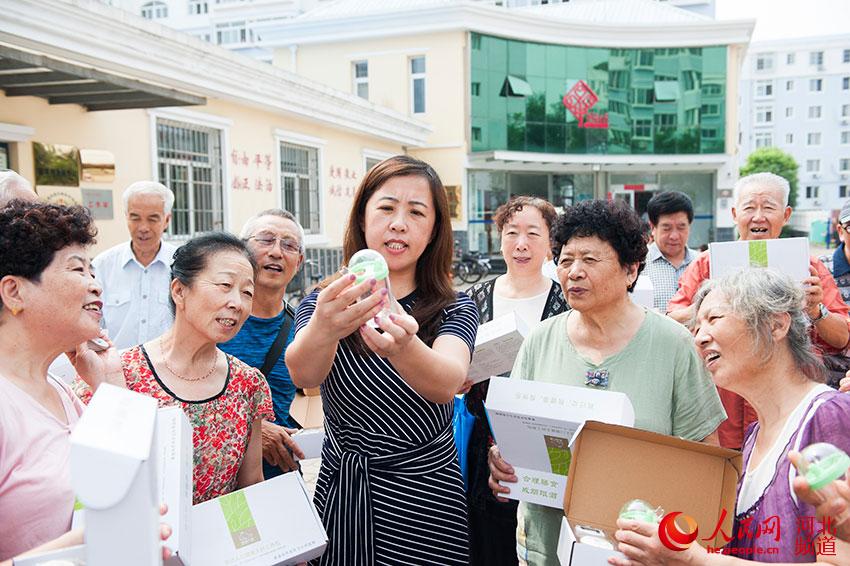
top-left (295, 291), bottom-right (479, 566)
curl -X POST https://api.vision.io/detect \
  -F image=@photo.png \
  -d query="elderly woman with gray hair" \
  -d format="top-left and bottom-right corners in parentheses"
top-left (611, 269), bottom-right (850, 565)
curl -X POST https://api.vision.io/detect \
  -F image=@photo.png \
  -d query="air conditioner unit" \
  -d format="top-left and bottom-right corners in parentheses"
top-left (812, 173), bottom-right (820, 179)
top-left (813, 200), bottom-right (823, 207)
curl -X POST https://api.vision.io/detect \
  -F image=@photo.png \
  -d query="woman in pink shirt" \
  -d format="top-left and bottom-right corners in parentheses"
top-left (0, 200), bottom-right (109, 562)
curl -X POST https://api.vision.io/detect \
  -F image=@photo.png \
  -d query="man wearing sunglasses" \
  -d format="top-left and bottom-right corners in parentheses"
top-left (220, 208), bottom-right (306, 478)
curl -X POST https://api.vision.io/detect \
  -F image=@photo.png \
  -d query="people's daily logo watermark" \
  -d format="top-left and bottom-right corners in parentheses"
top-left (659, 512), bottom-right (699, 551)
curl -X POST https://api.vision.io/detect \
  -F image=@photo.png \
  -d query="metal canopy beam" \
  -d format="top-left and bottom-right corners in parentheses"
top-left (0, 46), bottom-right (204, 110)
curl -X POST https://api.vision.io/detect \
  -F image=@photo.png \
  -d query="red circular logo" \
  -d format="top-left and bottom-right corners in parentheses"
top-left (658, 512), bottom-right (699, 551)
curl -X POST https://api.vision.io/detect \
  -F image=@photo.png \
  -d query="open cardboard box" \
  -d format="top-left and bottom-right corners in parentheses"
top-left (191, 471), bottom-right (327, 565)
top-left (290, 387), bottom-right (325, 459)
top-left (468, 311), bottom-right (529, 383)
top-left (486, 378), bottom-right (635, 509)
top-left (70, 384), bottom-right (161, 566)
top-left (557, 421), bottom-right (741, 565)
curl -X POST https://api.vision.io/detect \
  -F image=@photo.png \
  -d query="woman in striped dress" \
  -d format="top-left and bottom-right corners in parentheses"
top-left (286, 155), bottom-right (479, 565)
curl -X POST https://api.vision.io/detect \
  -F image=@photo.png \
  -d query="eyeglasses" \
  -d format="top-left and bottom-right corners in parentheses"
top-left (841, 223), bottom-right (850, 234)
top-left (248, 235), bottom-right (301, 255)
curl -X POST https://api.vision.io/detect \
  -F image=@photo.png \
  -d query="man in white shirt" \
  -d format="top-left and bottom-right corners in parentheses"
top-left (0, 170), bottom-right (37, 207)
top-left (93, 181), bottom-right (177, 349)
top-left (643, 190), bottom-right (698, 311)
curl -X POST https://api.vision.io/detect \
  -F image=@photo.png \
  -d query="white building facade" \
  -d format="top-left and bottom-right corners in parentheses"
top-left (739, 34), bottom-right (850, 214)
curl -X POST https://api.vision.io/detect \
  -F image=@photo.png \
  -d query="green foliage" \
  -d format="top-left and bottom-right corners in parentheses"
top-left (739, 147), bottom-right (799, 209)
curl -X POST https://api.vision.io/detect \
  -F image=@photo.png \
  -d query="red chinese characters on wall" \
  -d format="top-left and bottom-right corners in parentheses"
top-left (230, 148), bottom-right (274, 192)
top-left (328, 164), bottom-right (358, 198)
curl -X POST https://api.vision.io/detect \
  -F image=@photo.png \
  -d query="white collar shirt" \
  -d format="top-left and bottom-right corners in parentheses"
top-left (92, 240), bottom-right (177, 349)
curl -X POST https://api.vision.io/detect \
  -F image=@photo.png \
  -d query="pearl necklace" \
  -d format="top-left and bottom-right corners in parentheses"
top-left (160, 336), bottom-right (218, 382)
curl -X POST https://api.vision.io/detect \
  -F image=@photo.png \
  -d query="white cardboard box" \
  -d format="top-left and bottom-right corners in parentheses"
top-left (190, 472), bottom-right (327, 566)
top-left (629, 275), bottom-right (654, 310)
top-left (485, 378), bottom-right (635, 509)
top-left (556, 421), bottom-right (740, 566)
top-left (157, 406), bottom-right (193, 565)
top-left (709, 237), bottom-right (809, 282)
top-left (292, 427), bottom-right (325, 461)
top-left (13, 544), bottom-right (86, 565)
top-left (468, 311), bottom-right (529, 383)
top-left (70, 384), bottom-right (161, 566)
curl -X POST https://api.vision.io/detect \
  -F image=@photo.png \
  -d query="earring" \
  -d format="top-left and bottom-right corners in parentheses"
top-left (9, 306), bottom-right (21, 316)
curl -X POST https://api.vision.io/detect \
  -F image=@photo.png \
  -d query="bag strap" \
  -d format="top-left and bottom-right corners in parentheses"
top-left (260, 302), bottom-right (296, 378)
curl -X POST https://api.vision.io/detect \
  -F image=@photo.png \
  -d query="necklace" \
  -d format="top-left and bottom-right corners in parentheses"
top-left (159, 336), bottom-right (218, 382)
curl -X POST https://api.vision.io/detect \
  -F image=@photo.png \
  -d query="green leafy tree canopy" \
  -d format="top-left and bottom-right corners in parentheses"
top-left (739, 147), bottom-right (799, 209)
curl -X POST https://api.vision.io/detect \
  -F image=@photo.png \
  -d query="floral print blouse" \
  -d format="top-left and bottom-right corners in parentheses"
top-left (75, 345), bottom-right (274, 503)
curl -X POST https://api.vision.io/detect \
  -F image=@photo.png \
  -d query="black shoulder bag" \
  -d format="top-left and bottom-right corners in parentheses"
top-left (259, 302), bottom-right (296, 378)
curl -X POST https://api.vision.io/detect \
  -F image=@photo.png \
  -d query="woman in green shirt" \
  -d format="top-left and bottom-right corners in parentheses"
top-left (487, 199), bottom-right (726, 566)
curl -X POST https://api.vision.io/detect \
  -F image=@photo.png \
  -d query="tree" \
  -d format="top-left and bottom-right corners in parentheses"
top-left (739, 147), bottom-right (799, 209)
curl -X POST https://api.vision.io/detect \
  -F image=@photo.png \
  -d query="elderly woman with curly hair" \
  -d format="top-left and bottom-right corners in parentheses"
top-left (487, 199), bottom-right (727, 566)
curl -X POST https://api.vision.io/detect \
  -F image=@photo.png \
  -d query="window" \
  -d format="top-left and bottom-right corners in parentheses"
top-left (786, 79), bottom-right (794, 91)
top-left (654, 114), bottom-right (676, 127)
top-left (701, 103), bottom-right (720, 116)
top-left (141, 1), bottom-right (167, 18)
top-left (352, 61), bottom-right (368, 100)
top-left (755, 107), bottom-right (773, 124)
top-left (806, 159), bottom-right (820, 172)
top-left (471, 82), bottom-right (481, 96)
top-left (845, 49), bottom-right (850, 63)
top-left (410, 56), bottom-right (426, 114)
top-left (755, 132), bottom-right (772, 148)
top-left (787, 53), bottom-right (796, 65)
top-left (701, 84), bottom-right (722, 95)
top-left (841, 185), bottom-right (849, 198)
top-left (844, 77), bottom-right (850, 90)
top-left (806, 186), bottom-right (820, 199)
top-left (471, 34), bottom-right (482, 50)
top-left (756, 80), bottom-right (773, 97)
top-left (842, 131), bottom-right (850, 144)
top-left (280, 141), bottom-right (320, 235)
top-left (810, 51), bottom-right (824, 66)
top-left (471, 127), bottom-right (482, 142)
top-left (785, 133), bottom-right (794, 144)
top-left (809, 105), bottom-right (822, 119)
top-left (701, 128), bottom-right (718, 138)
top-left (634, 88), bottom-right (654, 105)
top-left (841, 158), bottom-right (850, 172)
top-left (216, 21), bottom-right (251, 45)
top-left (633, 119), bottom-right (652, 138)
top-left (786, 107), bottom-right (794, 118)
top-left (810, 79), bottom-right (823, 92)
top-left (188, 0), bottom-right (208, 14)
top-left (156, 119), bottom-right (223, 237)
top-left (808, 132), bottom-right (822, 145)
top-left (756, 54), bottom-right (773, 71)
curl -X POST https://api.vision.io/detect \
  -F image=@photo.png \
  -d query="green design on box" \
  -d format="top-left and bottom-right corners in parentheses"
top-left (748, 240), bottom-right (768, 268)
top-left (544, 435), bottom-right (571, 475)
top-left (219, 490), bottom-right (261, 548)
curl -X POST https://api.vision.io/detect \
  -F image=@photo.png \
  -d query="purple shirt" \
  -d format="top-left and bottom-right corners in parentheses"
top-left (727, 389), bottom-right (850, 562)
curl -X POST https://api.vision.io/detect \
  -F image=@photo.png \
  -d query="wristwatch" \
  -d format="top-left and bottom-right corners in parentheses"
top-left (811, 302), bottom-right (829, 323)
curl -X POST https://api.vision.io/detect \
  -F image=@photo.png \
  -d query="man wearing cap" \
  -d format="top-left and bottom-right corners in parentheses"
top-left (820, 200), bottom-right (850, 304)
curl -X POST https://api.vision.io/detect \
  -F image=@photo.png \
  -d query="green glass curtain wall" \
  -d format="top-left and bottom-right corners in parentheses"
top-left (470, 33), bottom-right (727, 155)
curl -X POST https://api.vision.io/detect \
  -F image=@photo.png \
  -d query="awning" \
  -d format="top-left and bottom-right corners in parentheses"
top-left (653, 80), bottom-right (680, 102)
top-left (0, 45), bottom-right (205, 111)
top-left (500, 75), bottom-right (534, 97)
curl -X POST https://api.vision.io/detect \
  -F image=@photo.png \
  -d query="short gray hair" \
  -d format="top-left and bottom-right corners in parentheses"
top-left (693, 269), bottom-right (824, 382)
top-left (122, 181), bottom-right (174, 215)
top-left (240, 208), bottom-right (305, 253)
top-left (0, 170), bottom-right (36, 207)
top-left (733, 172), bottom-right (790, 208)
